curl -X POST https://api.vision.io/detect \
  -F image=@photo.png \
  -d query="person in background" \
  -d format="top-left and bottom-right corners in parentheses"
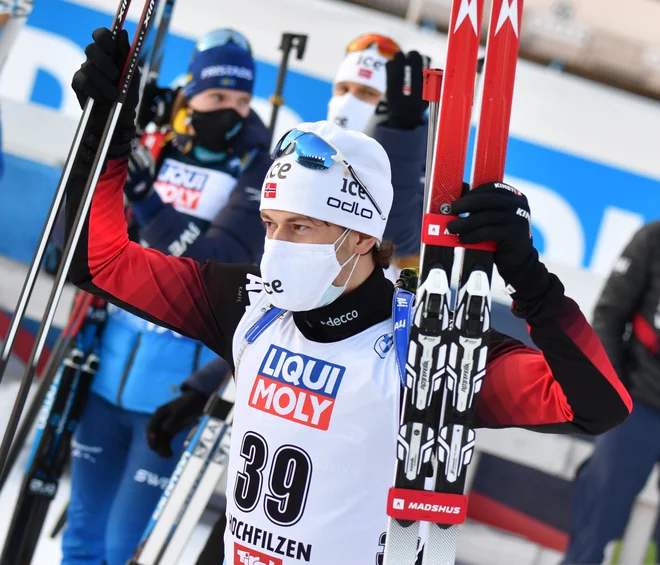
top-left (125, 28), bottom-right (271, 264)
top-left (563, 222), bottom-right (660, 564)
top-left (328, 33), bottom-right (429, 272)
top-left (60, 28), bottom-right (271, 565)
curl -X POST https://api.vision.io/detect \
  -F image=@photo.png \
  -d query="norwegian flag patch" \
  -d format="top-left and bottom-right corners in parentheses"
top-left (358, 68), bottom-right (372, 78)
top-left (264, 183), bottom-right (277, 198)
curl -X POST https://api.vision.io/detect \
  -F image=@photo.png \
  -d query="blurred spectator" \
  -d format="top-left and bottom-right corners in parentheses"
top-left (563, 222), bottom-right (660, 563)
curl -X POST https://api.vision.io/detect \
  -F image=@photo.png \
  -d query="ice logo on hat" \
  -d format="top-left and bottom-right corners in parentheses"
top-left (333, 44), bottom-right (390, 95)
top-left (326, 174), bottom-right (374, 220)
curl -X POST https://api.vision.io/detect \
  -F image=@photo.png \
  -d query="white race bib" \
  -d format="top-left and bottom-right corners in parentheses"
top-left (225, 290), bottom-right (401, 565)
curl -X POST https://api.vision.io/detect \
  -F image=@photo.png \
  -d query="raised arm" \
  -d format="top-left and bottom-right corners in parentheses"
top-left (447, 181), bottom-right (631, 435)
top-left (476, 278), bottom-right (631, 435)
top-left (376, 50), bottom-right (428, 267)
top-left (66, 27), bottom-right (256, 362)
top-left (66, 156), bottom-right (253, 360)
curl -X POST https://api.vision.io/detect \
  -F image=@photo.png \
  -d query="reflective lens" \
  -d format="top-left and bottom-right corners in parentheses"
top-left (195, 29), bottom-right (252, 55)
top-left (346, 33), bottom-right (401, 60)
top-left (273, 130), bottom-right (335, 170)
top-left (272, 129), bottom-right (386, 220)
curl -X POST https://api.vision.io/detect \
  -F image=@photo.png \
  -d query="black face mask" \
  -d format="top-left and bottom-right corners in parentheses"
top-left (190, 108), bottom-right (245, 153)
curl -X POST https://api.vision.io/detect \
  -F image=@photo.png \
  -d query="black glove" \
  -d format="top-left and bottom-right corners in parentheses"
top-left (146, 389), bottom-right (207, 458)
top-left (125, 143), bottom-right (155, 202)
top-left (447, 182), bottom-right (551, 302)
top-left (136, 83), bottom-right (179, 132)
top-left (385, 51), bottom-right (429, 130)
top-left (71, 27), bottom-right (140, 162)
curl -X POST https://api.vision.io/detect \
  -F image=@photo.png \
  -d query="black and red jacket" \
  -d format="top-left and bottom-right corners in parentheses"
top-left (65, 157), bottom-right (631, 435)
top-left (593, 221), bottom-right (660, 412)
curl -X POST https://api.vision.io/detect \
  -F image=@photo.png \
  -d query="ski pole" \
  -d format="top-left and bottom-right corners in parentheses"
top-left (0, 292), bottom-right (94, 493)
top-left (0, 0), bottom-right (158, 480)
top-left (0, 347), bottom-right (84, 565)
top-left (420, 69), bottom-right (442, 218)
top-left (0, 0), bottom-right (132, 387)
top-left (129, 372), bottom-right (233, 565)
top-left (50, 502), bottom-right (68, 538)
top-left (268, 32), bottom-right (307, 145)
top-left (136, 0), bottom-right (176, 135)
top-left (0, 350), bottom-right (99, 565)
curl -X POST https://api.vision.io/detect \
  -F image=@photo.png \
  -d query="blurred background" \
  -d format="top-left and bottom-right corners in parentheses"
top-left (350, 0), bottom-right (660, 99)
top-left (0, 0), bottom-right (658, 564)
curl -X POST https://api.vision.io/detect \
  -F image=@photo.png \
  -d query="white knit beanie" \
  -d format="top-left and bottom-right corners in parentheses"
top-left (333, 43), bottom-right (390, 94)
top-left (260, 121), bottom-right (394, 240)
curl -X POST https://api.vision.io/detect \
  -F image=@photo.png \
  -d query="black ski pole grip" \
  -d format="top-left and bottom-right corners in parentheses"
top-left (268, 33), bottom-right (308, 143)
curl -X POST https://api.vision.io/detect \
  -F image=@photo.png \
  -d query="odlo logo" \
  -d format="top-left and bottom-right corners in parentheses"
top-left (249, 345), bottom-right (345, 430)
top-left (235, 543), bottom-right (282, 565)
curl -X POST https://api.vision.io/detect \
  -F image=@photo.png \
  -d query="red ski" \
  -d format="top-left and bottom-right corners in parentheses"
top-left (383, 1), bottom-right (524, 563)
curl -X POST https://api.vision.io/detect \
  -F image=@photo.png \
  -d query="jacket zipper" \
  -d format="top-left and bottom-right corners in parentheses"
top-left (117, 333), bottom-right (142, 407)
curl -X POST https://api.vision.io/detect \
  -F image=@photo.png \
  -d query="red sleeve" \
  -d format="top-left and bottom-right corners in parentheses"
top-left (476, 293), bottom-right (632, 435)
top-left (66, 158), bottom-right (255, 363)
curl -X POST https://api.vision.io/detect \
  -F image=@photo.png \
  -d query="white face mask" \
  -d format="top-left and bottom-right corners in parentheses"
top-left (259, 229), bottom-right (359, 312)
top-left (327, 93), bottom-right (378, 133)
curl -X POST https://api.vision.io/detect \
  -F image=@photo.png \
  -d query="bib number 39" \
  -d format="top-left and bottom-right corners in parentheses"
top-left (234, 432), bottom-right (312, 526)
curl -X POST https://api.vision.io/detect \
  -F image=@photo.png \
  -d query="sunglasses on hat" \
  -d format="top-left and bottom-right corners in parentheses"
top-left (194, 29), bottom-right (252, 56)
top-left (272, 128), bottom-right (386, 221)
top-left (346, 34), bottom-right (401, 60)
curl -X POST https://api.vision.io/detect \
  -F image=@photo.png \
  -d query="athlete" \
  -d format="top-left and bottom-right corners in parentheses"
top-left (60, 28), bottom-right (270, 565)
top-left (328, 33), bottom-right (428, 269)
top-left (145, 35), bottom-right (429, 458)
top-left (124, 28), bottom-right (270, 264)
top-left (142, 33), bottom-right (427, 564)
top-left (66, 30), bottom-right (631, 565)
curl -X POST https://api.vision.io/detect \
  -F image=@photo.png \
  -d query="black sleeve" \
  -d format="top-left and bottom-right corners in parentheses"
top-left (477, 274), bottom-right (631, 436)
top-left (181, 356), bottom-right (231, 398)
top-left (373, 121), bottom-right (426, 259)
top-left (592, 223), bottom-right (658, 377)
